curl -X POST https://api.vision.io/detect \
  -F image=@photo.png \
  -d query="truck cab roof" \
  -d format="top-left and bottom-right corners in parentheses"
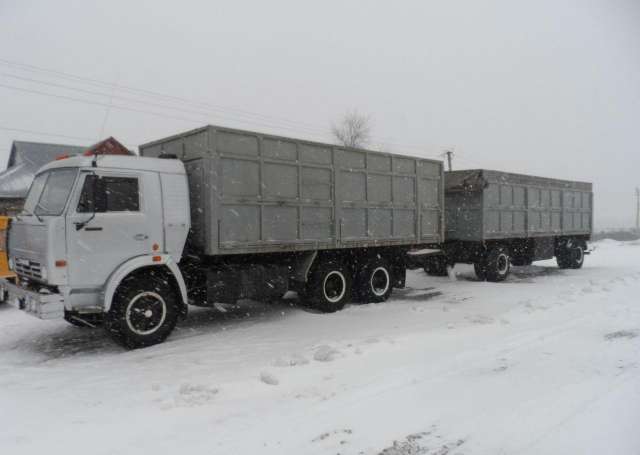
top-left (37, 154), bottom-right (186, 175)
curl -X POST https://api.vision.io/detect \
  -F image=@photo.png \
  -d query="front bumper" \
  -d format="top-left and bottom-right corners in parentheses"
top-left (0, 277), bottom-right (64, 319)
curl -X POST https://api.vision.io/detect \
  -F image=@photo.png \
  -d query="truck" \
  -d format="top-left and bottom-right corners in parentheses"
top-left (0, 126), bottom-right (593, 349)
top-left (424, 169), bottom-right (593, 281)
top-left (0, 125), bottom-right (446, 348)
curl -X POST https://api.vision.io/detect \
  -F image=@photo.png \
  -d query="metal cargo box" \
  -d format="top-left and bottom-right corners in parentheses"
top-left (445, 169), bottom-right (593, 241)
top-left (140, 125), bottom-right (444, 256)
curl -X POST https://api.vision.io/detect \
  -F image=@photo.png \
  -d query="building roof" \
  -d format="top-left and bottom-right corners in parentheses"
top-left (0, 138), bottom-right (134, 199)
top-left (0, 141), bottom-right (88, 198)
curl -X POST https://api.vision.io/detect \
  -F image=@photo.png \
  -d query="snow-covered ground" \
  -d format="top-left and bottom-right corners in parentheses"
top-left (1, 240), bottom-right (639, 455)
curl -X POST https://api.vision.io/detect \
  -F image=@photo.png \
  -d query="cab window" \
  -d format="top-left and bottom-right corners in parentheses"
top-left (24, 168), bottom-right (78, 216)
top-left (77, 175), bottom-right (140, 213)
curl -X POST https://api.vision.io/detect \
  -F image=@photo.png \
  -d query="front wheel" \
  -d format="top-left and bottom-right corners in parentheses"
top-left (303, 260), bottom-right (352, 312)
top-left (105, 273), bottom-right (179, 349)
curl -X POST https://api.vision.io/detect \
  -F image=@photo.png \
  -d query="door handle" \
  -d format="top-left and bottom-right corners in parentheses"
top-left (84, 226), bottom-right (103, 231)
top-left (134, 233), bottom-right (149, 241)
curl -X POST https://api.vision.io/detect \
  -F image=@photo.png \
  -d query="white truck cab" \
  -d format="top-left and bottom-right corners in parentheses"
top-left (0, 154), bottom-right (191, 348)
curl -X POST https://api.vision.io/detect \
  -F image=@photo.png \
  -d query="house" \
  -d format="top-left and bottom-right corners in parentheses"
top-left (0, 137), bottom-right (133, 214)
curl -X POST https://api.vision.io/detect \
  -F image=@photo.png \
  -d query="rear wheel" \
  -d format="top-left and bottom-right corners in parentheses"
top-left (557, 240), bottom-right (585, 269)
top-left (484, 246), bottom-right (511, 282)
top-left (303, 260), bottom-right (352, 312)
top-left (355, 257), bottom-right (393, 303)
top-left (105, 273), bottom-right (179, 349)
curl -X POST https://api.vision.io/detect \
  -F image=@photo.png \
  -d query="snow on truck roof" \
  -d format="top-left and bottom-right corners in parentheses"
top-left (37, 154), bottom-right (186, 175)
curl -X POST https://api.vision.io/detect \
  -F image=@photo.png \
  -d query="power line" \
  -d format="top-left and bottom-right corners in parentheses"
top-left (0, 125), bottom-right (98, 142)
top-left (0, 58), bottom-right (332, 136)
top-left (0, 57), bottom-right (438, 155)
top-left (0, 82), bottom-right (332, 139)
top-left (0, 125), bottom-right (135, 147)
top-left (1, 72), bottom-right (330, 138)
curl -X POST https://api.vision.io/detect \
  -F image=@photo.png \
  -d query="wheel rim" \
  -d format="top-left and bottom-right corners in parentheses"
top-left (323, 271), bottom-right (346, 303)
top-left (574, 246), bottom-right (584, 264)
top-left (370, 267), bottom-right (390, 297)
top-left (125, 291), bottom-right (167, 336)
top-left (497, 254), bottom-right (509, 274)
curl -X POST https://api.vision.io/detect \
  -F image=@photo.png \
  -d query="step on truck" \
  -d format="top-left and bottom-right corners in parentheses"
top-left (424, 169), bottom-right (593, 281)
top-left (0, 125), bottom-right (446, 348)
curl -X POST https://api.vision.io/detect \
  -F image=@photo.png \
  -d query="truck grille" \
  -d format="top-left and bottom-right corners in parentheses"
top-left (14, 259), bottom-right (44, 280)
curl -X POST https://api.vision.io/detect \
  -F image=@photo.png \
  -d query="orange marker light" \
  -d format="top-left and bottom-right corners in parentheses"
top-left (152, 243), bottom-right (159, 251)
top-left (55, 260), bottom-right (67, 267)
top-left (152, 256), bottom-right (162, 262)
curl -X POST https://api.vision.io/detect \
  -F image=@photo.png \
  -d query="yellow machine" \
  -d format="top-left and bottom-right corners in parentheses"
top-left (0, 216), bottom-right (16, 280)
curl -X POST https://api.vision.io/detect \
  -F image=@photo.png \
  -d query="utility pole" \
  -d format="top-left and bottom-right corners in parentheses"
top-left (443, 149), bottom-right (454, 171)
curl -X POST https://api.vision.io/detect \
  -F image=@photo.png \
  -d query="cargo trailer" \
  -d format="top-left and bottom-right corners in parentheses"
top-left (423, 169), bottom-right (593, 281)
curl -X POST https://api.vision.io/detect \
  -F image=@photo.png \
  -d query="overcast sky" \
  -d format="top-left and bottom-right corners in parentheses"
top-left (0, 0), bottom-right (638, 228)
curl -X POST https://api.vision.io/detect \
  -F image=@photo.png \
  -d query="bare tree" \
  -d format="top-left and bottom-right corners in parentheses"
top-left (331, 109), bottom-right (372, 149)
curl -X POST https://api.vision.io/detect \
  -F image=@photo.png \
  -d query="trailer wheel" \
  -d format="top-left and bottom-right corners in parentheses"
top-left (423, 255), bottom-right (449, 277)
top-left (484, 246), bottom-right (511, 282)
top-left (356, 257), bottom-right (393, 303)
top-left (304, 260), bottom-right (352, 313)
top-left (557, 241), bottom-right (585, 269)
top-left (105, 273), bottom-right (179, 349)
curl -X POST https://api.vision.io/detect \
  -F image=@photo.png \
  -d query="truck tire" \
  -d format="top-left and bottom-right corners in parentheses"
top-left (484, 246), bottom-right (511, 282)
top-left (303, 260), bottom-right (352, 313)
top-left (105, 273), bottom-right (179, 349)
top-left (557, 241), bottom-right (585, 269)
top-left (423, 255), bottom-right (449, 277)
top-left (355, 257), bottom-right (393, 303)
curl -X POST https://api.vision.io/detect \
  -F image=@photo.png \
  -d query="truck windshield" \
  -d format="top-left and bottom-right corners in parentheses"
top-left (23, 168), bottom-right (78, 216)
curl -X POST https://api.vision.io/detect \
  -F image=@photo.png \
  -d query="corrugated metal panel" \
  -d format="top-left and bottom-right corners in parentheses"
top-left (445, 169), bottom-right (593, 241)
top-left (140, 125), bottom-right (444, 256)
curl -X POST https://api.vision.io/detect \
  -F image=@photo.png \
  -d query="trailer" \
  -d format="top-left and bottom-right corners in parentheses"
top-left (423, 169), bottom-right (593, 281)
top-left (0, 125), bottom-right (444, 348)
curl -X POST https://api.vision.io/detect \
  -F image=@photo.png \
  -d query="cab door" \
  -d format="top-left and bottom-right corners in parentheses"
top-left (66, 170), bottom-right (153, 288)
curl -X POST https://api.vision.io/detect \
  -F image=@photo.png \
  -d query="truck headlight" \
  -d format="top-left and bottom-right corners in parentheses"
top-left (8, 257), bottom-right (14, 270)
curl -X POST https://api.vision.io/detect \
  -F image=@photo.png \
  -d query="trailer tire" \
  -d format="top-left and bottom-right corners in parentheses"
top-left (484, 246), bottom-right (511, 282)
top-left (557, 241), bottom-right (585, 269)
top-left (105, 272), bottom-right (179, 349)
top-left (355, 257), bottom-right (393, 303)
top-left (304, 260), bottom-right (352, 313)
top-left (423, 256), bottom-right (449, 277)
